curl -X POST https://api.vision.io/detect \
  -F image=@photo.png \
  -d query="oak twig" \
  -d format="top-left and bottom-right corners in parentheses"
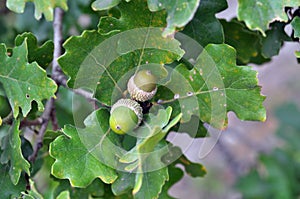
top-left (20, 118), bottom-right (43, 128)
top-left (50, 107), bottom-right (59, 131)
top-left (52, 8), bottom-right (64, 83)
top-left (28, 99), bottom-right (54, 162)
top-left (28, 8), bottom-right (64, 163)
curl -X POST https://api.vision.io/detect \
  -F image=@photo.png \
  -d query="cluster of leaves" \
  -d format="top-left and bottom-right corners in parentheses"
top-left (236, 103), bottom-right (300, 199)
top-left (0, 0), bottom-right (299, 198)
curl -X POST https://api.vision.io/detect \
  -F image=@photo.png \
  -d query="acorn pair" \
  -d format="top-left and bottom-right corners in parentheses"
top-left (109, 70), bottom-right (157, 134)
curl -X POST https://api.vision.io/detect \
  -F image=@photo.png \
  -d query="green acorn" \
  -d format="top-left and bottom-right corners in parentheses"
top-left (127, 70), bottom-right (157, 102)
top-left (109, 99), bottom-right (143, 134)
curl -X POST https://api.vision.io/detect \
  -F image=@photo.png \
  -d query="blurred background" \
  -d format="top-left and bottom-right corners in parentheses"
top-left (1, 0), bottom-right (300, 198)
top-left (169, 0), bottom-right (300, 198)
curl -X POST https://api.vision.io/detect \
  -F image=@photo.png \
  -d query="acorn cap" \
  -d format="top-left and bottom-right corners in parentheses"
top-left (127, 70), bottom-right (157, 102)
top-left (111, 99), bottom-right (143, 124)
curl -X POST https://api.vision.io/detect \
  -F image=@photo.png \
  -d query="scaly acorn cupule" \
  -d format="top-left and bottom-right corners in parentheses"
top-left (109, 98), bottom-right (143, 134)
top-left (127, 69), bottom-right (157, 102)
